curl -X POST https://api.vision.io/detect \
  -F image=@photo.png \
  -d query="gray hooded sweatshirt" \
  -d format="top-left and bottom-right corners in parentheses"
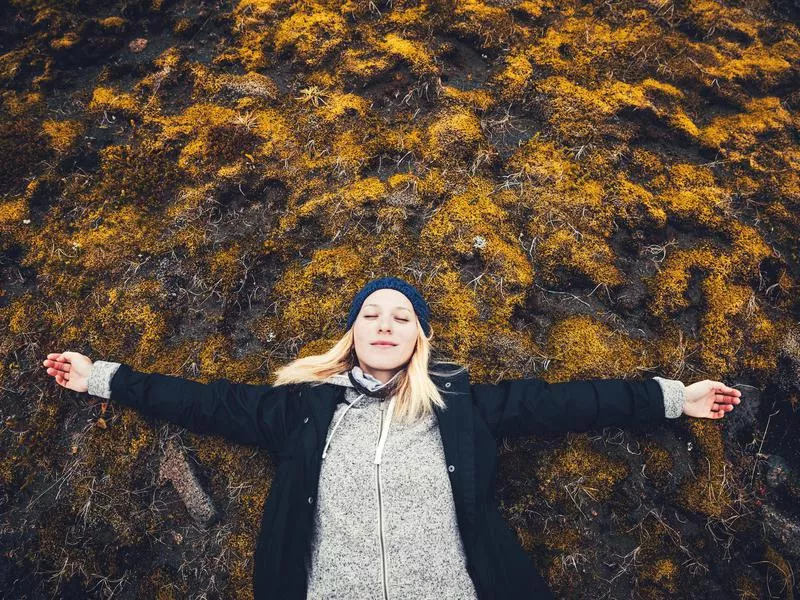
top-left (87, 362), bottom-right (685, 600)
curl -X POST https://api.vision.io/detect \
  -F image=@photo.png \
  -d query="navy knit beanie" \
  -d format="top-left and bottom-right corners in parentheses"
top-left (345, 277), bottom-right (431, 337)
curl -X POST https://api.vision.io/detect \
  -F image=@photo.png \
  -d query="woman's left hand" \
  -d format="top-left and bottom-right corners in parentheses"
top-left (683, 379), bottom-right (742, 419)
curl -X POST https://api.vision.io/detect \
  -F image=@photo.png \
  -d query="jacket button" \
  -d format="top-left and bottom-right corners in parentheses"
top-left (445, 382), bottom-right (451, 388)
top-left (308, 496), bottom-right (314, 504)
top-left (303, 417), bottom-right (309, 423)
top-left (448, 465), bottom-right (455, 472)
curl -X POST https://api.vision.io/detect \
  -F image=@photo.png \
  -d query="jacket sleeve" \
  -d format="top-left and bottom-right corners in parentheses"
top-left (471, 376), bottom-right (669, 440)
top-left (107, 362), bottom-right (293, 453)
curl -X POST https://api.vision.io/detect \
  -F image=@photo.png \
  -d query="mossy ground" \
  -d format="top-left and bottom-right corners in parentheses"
top-left (1, 0), bottom-right (799, 598)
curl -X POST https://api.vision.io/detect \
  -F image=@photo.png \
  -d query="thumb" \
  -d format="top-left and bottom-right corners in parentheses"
top-left (61, 351), bottom-right (86, 364)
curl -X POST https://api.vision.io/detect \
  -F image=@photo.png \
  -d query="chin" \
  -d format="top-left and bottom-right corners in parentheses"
top-left (365, 357), bottom-right (404, 370)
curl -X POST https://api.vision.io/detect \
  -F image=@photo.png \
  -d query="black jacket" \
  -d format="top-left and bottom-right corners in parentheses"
top-left (108, 363), bottom-right (668, 599)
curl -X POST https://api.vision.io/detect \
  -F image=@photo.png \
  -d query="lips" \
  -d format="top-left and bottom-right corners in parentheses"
top-left (371, 342), bottom-right (397, 347)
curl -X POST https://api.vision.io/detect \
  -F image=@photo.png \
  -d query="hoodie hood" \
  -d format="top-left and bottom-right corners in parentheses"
top-left (321, 366), bottom-right (404, 465)
top-left (324, 365), bottom-right (401, 397)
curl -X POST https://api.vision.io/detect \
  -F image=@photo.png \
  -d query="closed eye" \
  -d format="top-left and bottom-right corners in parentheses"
top-left (365, 315), bottom-right (409, 322)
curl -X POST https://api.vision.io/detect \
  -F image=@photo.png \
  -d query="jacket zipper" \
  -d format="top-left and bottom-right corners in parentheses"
top-left (376, 402), bottom-right (389, 600)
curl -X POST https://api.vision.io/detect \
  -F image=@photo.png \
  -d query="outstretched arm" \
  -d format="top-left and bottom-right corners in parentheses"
top-left (45, 353), bottom-right (293, 453)
top-left (471, 375), bottom-right (740, 440)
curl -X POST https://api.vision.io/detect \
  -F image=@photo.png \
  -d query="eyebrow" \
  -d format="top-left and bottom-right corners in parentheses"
top-left (364, 304), bottom-right (411, 312)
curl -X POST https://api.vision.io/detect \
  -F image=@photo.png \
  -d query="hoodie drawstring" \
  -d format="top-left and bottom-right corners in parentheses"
top-left (374, 395), bottom-right (396, 465)
top-left (322, 393), bottom-right (366, 459)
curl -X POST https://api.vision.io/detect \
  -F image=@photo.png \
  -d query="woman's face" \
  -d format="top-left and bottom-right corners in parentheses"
top-left (352, 288), bottom-right (418, 382)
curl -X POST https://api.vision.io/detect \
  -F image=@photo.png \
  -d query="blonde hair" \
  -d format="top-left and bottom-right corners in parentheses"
top-left (271, 322), bottom-right (465, 424)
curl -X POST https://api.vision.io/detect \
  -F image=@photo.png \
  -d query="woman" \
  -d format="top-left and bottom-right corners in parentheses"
top-left (43, 276), bottom-right (742, 599)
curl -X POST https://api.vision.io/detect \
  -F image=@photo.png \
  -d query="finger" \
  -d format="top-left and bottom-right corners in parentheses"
top-left (46, 361), bottom-right (70, 373)
top-left (714, 393), bottom-right (737, 404)
top-left (712, 383), bottom-right (742, 397)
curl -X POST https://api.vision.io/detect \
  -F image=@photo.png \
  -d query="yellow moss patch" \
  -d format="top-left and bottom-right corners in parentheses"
top-left (641, 78), bottom-right (685, 100)
top-left (700, 96), bottom-right (792, 152)
top-left (536, 75), bottom-right (651, 138)
top-left (91, 280), bottom-right (170, 361)
top-left (425, 106), bottom-right (485, 162)
top-left (655, 163), bottom-right (733, 231)
top-left (0, 198), bottom-right (27, 225)
top-left (439, 85), bottom-right (495, 112)
top-left (667, 107), bottom-right (701, 138)
top-left (515, 0), bottom-right (555, 19)
top-left (97, 16), bottom-right (128, 30)
top-left (425, 270), bottom-right (486, 364)
top-left (316, 91), bottom-right (371, 122)
top-left (41, 119), bottom-right (83, 152)
top-left (419, 178), bottom-right (533, 312)
top-left (630, 148), bottom-right (666, 178)
top-left (698, 272), bottom-right (753, 374)
top-left (688, 0), bottom-right (759, 40)
top-left (272, 244), bottom-right (367, 335)
top-left (446, 0), bottom-right (516, 50)
top-left (491, 52), bottom-right (533, 102)
top-left (153, 103), bottom-right (270, 176)
top-left (7, 297), bottom-right (40, 335)
top-left (714, 42), bottom-right (794, 83)
top-left (642, 442), bottom-right (674, 484)
top-left (274, 7), bottom-right (348, 66)
top-left (207, 242), bottom-right (246, 293)
top-left (290, 177), bottom-right (386, 234)
top-left (88, 86), bottom-right (138, 115)
top-left (536, 228), bottom-right (624, 288)
top-left (386, 3), bottom-right (431, 26)
top-left (678, 419), bottom-right (729, 518)
top-left (536, 435), bottom-right (630, 505)
top-left (525, 177), bottom-right (617, 242)
top-left (526, 15), bottom-right (654, 79)
top-left (641, 558), bottom-right (678, 592)
top-left (762, 546), bottom-right (794, 600)
top-left (69, 205), bottom-right (158, 271)
top-left (216, 29), bottom-right (271, 70)
top-left (339, 46), bottom-right (394, 80)
top-left (507, 135), bottom-right (578, 184)
top-left (545, 314), bottom-right (644, 381)
top-left (50, 32), bottom-right (80, 50)
top-left (647, 246), bottom-right (719, 318)
top-left (379, 33), bottom-right (437, 76)
top-left (612, 173), bottom-right (668, 229)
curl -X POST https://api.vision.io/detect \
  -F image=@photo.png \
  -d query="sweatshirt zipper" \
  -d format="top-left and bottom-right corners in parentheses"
top-left (376, 402), bottom-right (389, 600)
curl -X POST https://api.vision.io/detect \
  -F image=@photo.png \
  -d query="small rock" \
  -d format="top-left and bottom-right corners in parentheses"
top-left (760, 504), bottom-right (800, 558)
top-left (158, 440), bottom-right (218, 528)
top-left (128, 38), bottom-right (148, 53)
top-left (765, 455), bottom-right (789, 489)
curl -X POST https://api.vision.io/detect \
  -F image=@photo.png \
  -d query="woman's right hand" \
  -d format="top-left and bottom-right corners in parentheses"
top-left (42, 351), bottom-right (93, 393)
